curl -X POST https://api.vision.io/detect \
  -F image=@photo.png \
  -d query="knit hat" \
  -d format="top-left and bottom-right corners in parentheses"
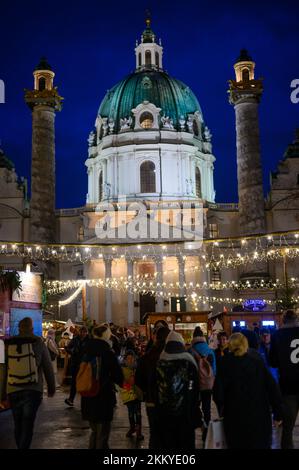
top-left (93, 325), bottom-right (111, 342)
top-left (164, 330), bottom-right (185, 354)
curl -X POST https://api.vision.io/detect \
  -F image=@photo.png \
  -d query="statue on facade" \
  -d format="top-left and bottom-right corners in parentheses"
top-left (88, 130), bottom-right (96, 147)
top-left (179, 115), bottom-right (186, 131)
top-left (187, 115), bottom-right (194, 133)
top-left (108, 118), bottom-right (115, 134)
top-left (204, 126), bottom-right (212, 142)
top-left (102, 118), bottom-right (108, 137)
top-left (120, 116), bottom-right (132, 131)
top-left (161, 115), bottom-right (174, 129)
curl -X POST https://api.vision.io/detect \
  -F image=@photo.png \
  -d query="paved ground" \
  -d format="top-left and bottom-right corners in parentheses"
top-left (0, 383), bottom-right (298, 449)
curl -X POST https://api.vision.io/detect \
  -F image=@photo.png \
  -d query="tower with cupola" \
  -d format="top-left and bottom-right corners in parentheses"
top-left (229, 49), bottom-right (265, 235)
top-left (25, 58), bottom-right (62, 243)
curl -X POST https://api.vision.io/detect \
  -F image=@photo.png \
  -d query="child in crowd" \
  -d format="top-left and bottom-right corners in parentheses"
top-left (119, 350), bottom-right (144, 441)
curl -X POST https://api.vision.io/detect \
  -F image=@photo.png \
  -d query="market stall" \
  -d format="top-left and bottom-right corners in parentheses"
top-left (144, 311), bottom-right (212, 344)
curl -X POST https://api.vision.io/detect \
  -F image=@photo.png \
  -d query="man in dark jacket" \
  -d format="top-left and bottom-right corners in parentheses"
top-left (65, 326), bottom-right (89, 406)
top-left (135, 326), bottom-right (170, 448)
top-left (0, 317), bottom-right (55, 449)
top-left (81, 325), bottom-right (123, 449)
top-left (269, 310), bottom-right (299, 449)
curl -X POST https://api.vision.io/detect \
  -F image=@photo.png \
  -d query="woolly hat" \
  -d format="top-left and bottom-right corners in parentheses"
top-left (93, 325), bottom-right (111, 342)
top-left (164, 330), bottom-right (185, 354)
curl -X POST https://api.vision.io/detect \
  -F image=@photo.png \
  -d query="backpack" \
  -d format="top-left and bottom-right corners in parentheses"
top-left (7, 339), bottom-right (38, 386)
top-left (76, 355), bottom-right (101, 397)
top-left (156, 359), bottom-right (192, 416)
top-left (192, 348), bottom-right (215, 391)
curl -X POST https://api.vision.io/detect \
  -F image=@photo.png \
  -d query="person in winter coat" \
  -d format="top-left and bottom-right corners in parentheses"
top-left (269, 310), bottom-right (299, 449)
top-left (214, 332), bottom-right (230, 369)
top-left (190, 327), bottom-right (216, 440)
top-left (119, 350), bottom-right (144, 440)
top-left (258, 329), bottom-right (279, 383)
top-left (213, 333), bottom-right (283, 449)
top-left (81, 325), bottom-right (124, 449)
top-left (135, 326), bottom-right (170, 448)
top-left (45, 329), bottom-right (60, 387)
top-left (156, 331), bottom-right (199, 449)
top-left (65, 326), bottom-right (89, 407)
top-left (0, 317), bottom-right (55, 449)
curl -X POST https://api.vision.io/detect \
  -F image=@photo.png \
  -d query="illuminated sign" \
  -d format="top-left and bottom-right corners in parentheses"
top-left (243, 299), bottom-right (267, 312)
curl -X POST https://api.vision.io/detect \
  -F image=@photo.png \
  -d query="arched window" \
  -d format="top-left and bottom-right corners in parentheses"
top-left (195, 167), bottom-right (202, 198)
top-left (138, 53), bottom-right (142, 67)
top-left (38, 77), bottom-right (46, 91)
top-left (145, 50), bottom-right (151, 66)
top-left (140, 112), bottom-right (153, 129)
top-left (242, 68), bottom-right (249, 81)
top-left (155, 52), bottom-right (159, 67)
top-left (140, 161), bottom-right (156, 193)
top-left (99, 171), bottom-right (103, 201)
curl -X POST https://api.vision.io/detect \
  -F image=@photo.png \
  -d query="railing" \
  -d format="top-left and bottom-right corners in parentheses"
top-left (208, 203), bottom-right (238, 210)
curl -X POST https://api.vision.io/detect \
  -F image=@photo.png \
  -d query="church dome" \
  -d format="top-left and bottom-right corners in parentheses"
top-left (98, 69), bottom-right (203, 133)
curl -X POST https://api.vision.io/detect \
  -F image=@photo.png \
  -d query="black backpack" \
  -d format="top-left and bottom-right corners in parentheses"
top-left (156, 359), bottom-right (192, 416)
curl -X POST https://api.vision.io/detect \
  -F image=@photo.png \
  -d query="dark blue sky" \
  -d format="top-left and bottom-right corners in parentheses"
top-left (0, 0), bottom-right (298, 208)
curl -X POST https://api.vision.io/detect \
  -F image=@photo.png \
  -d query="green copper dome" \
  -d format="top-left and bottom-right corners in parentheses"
top-left (98, 70), bottom-right (203, 133)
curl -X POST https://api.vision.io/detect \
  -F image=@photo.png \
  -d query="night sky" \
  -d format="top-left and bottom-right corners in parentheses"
top-left (0, 0), bottom-right (298, 208)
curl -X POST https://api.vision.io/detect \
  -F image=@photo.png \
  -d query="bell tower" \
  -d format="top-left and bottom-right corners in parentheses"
top-left (229, 49), bottom-right (265, 235)
top-left (25, 58), bottom-right (62, 243)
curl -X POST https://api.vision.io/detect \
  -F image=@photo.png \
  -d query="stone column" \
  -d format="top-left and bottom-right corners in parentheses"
top-left (127, 258), bottom-right (134, 325)
top-left (30, 105), bottom-right (56, 242)
top-left (156, 256), bottom-right (164, 312)
top-left (104, 258), bottom-right (112, 323)
top-left (229, 67), bottom-right (265, 235)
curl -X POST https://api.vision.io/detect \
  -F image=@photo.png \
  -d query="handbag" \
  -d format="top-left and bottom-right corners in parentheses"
top-left (76, 356), bottom-right (101, 397)
top-left (205, 418), bottom-right (227, 449)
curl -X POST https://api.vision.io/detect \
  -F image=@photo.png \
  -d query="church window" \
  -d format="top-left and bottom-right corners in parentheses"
top-left (145, 50), bottom-right (151, 66)
top-left (38, 77), bottom-right (46, 91)
top-left (242, 68), bottom-right (249, 81)
top-left (195, 167), bottom-right (202, 198)
top-left (138, 53), bottom-right (142, 67)
top-left (99, 171), bottom-right (103, 201)
top-left (140, 112), bottom-right (153, 129)
top-left (155, 52), bottom-right (159, 67)
top-left (140, 161), bottom-right (156, 193)
top-left (209, 223), bottom-right (219, 239)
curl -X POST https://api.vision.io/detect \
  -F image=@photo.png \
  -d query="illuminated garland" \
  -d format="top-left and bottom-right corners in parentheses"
top-left (45, 277), bottom-right (299, 296)
top-left (1, 231), bottom-right (299, 271)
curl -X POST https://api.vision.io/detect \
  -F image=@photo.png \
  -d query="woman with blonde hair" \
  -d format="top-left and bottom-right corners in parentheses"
top-left (213, 333), bottom-right (283, 449)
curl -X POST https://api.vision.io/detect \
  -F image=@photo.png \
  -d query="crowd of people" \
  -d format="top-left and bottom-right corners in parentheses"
top-left (0, 311), bottom-right (299, 451)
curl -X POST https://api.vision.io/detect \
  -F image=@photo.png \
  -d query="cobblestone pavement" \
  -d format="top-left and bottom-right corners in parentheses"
top-left (0, 385), bottom-right (298, 449)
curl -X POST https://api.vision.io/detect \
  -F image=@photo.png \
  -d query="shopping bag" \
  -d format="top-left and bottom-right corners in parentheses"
top-left (205, 419), bottom-right (227, 449)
